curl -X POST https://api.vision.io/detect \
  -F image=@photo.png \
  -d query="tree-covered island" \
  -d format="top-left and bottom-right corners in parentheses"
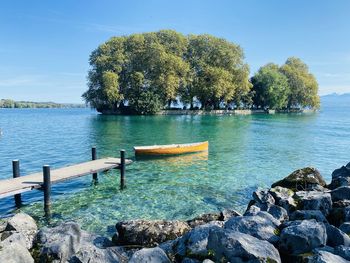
top-left (83, 30), bottom-right (320, 114)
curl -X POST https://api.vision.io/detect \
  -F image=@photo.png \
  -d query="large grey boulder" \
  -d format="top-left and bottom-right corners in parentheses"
top-left (173, 223), bottom-right (222, 258)
top-left (269, 186), bottom-right (297, 213)
top-left (129, 247), bottom-right (171, 263)
top-left (306, 250), bottom-right (349, 263)
top-left (5, 212), bottom-right (37, 249)
top-left (271, 167), bottom-right (326, 190)
top-left (224, 211), bottom-right (280, 244)
top-left (37, 222), bottom-right (82, 262)
top-left (37, 222), bottom-right (126, 263)
top-left (114, 220), bottom-right (191, 247)
top-left (331, 186), bottom-right (350, 202)
top-left (328, 162), bottom-right (350, 190)
top-left (207, 228), bottom-right (281, 263)
top-left (279, 219), bottom-right (327, 255)
top-left (0, 242), bottom-right (34, 263)
top-left (294, 191), bottom-right (332, 216)
top-left (325, 224), bottom-right (350, 247)
top-left (290, 210), bottom-right (328, 223)
top-left (334, 245), bottom-right (350, 261)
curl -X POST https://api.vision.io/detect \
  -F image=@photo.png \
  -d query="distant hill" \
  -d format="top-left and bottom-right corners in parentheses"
top-left (0, 99), bottom-right (86, 109)
top-left (321, 93), bottom-right (350, 108)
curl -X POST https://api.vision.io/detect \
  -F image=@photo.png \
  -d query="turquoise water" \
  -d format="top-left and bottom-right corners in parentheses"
top-left (0, 100), bottom-right (349, 235)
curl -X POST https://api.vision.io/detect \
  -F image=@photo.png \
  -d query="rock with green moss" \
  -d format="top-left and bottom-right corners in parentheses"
top-left (172, 222), bottom-right (222, 260)
top-left (186, 213), bottom-right (221, 228)
top-left (272, 167), bottom-right (326, 190)
top-left (269, 186), bottom-right (297, 213)
top-left (114, 220), bottom-right (191, 247)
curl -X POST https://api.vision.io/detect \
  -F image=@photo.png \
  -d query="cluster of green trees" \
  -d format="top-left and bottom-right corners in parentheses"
top-left (83, 30), bottom-right (320, 114)
top-left (251, 58), bottom-right (320, 110)
top-left (0, 99), bottom-right (85, 108)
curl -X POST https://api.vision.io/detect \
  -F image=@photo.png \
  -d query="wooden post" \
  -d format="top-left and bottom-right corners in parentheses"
top-left (120, 150), bottom-right (125, 189)
top-left (43, 165), bottom-right (51, 217)
top-left (91, 147), bottom-right (98, 182)
top-left (12, 160), bottom-right (22, 207)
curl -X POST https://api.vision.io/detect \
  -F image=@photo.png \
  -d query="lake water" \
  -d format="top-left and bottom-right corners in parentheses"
top-left (0, 99), bottom-right (349, 235)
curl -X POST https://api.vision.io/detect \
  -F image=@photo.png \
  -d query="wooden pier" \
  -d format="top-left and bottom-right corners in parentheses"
top-left (0, 148), bottom-right (132, 215)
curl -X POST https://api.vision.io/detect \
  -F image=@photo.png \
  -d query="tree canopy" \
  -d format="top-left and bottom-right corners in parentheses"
top-left (83, 30), bottom-right (252, 114)
top-left (251, 58), bottom-right (320, 110)
top-left (83, 30), bottom-right (320, 114)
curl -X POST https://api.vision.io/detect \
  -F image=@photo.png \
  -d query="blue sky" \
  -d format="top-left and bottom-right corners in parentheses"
top-left (0, 0), bottom-right (349, 103)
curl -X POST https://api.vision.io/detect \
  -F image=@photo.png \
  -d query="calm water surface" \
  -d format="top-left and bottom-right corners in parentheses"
top-left (0, 101), bottom-right (349, 235)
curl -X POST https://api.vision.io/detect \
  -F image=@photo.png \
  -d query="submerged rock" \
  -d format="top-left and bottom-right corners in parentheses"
top-left (224, 211), bottom-right (280, 244)
top-left (129, 247), bottom-right (171, 263)
top-left (279, 219), bottom-right (327, 255)
top-left (294, 191), bottom-right (332, 216)
top-left (271, 167), bottom-right (326, 190)
top-left (207, 228), bottom-right (281, 263)
top-left (114, 220), bottom-right (191, 247)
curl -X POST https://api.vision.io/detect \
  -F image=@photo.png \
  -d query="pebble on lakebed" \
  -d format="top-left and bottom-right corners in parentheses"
top-left (2, 163), bottom-right (350, 262)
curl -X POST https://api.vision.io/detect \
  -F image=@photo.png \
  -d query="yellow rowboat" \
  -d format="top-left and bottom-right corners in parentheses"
top-left (134, 141), bottom-right (209, 156)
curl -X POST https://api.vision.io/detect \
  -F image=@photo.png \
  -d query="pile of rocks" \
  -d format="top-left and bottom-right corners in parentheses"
top-left (1, 162), bottom-right (350, 262)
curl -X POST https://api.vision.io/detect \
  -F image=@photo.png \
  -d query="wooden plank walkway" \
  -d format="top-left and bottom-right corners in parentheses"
top-left (0, 157), bottom-right (132, 199)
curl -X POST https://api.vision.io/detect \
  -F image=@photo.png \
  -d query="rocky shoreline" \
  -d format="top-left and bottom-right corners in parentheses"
top-left (1, 163), bottom-right (350, 262)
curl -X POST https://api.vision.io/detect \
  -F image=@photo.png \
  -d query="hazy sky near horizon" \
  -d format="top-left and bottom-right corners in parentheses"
top-left (0, 0), bottom-right (349, 103)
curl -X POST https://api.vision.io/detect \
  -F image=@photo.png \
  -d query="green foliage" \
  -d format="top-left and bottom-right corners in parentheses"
top-left (251, 63), bottom-right (289, 109)
top-left (128, 91), bottom-right (163, 115)
top-left (281, 57), bottom-right (320, 109)
top-left (252, 57), bottom-right (320, 110)
top-left (83, 30), bottom-right (252, 113)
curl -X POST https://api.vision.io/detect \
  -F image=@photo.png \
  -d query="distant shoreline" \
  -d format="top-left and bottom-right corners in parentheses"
top-left (0, 99), bottom-right (86, 109)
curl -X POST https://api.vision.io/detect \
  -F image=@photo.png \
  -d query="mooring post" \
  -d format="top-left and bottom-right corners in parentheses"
top-left (120, 150), bottom-right (125, 189)
top-left (91, 147), bottom-right (98, 182)
top-left (43, 165), bottom-right (51, 217)
top-left (12, 160), bottom-right (22, 207)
